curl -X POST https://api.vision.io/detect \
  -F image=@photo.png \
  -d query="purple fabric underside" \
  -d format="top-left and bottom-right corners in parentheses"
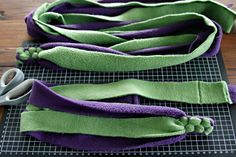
top-left (24, 132), bottom-right (186, 151)
top-left (49, 2), bottom-right (132, 15)
top-left (56, 21), bottom-right (134, 30)
top-left (228, 84), bottom-right (236, 103)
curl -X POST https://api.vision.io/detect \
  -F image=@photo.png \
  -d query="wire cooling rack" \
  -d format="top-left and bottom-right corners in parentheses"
top-left (0, 45), bottom-right (236, 157)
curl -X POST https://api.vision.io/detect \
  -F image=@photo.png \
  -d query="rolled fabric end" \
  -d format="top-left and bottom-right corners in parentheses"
top-left (228, 84), bottom-right (236, 104)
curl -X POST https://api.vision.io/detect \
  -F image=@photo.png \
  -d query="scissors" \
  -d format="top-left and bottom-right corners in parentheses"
top-left (0, 68), bottom-right (34, 106)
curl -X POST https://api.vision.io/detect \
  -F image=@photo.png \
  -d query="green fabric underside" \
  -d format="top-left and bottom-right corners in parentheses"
top-left (20, 110), bottom-right (185, 138)
top-left (51, 79), bottom-right (232, 104)
top-left (30, 0), bottom-right (236, 71)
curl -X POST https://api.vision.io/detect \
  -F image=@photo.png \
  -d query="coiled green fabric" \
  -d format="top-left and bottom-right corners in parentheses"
top-left (21, 0), bottom-right (236, 72)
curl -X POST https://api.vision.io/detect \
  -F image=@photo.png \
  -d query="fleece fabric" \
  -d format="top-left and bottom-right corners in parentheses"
top-left (17, 0), bottom-right (236, 71)
top-left (21, 107), bottom-right (214, 137)
top-left (20, 80), bottom-right (214, 151)
top-left (27, 80), bottom-right (186, 118)
top-left (25, 131), bottom-right (186, 151)
top-left (21, 110), bottom-right (186, 138)
top-left (50, 79), bottom-right (232, 104)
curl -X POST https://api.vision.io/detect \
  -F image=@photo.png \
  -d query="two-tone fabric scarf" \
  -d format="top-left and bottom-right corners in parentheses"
top-left (16, 0), bottom-right (236, 71)
top-left (21, 79), bottom-right (236, 151)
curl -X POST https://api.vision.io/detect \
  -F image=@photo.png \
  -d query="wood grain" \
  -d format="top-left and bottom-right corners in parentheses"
top-left (0, 0), bottom-right (236, 121)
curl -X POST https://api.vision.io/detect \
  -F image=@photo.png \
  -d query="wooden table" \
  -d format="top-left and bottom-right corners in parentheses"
top-left (0, 0), bottom-right (236, 121)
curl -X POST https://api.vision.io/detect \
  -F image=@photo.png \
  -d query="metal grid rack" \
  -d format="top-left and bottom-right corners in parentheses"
top-left (0, 51), bottom-right (236, 156)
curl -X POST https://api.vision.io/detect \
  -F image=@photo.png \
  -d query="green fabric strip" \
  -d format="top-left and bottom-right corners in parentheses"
top-left (20, 110), bottom-right (185, 138)
top-left (20, 109), bottom-right (214, 137)
top-left (51, 79), bottom-right (232, 104)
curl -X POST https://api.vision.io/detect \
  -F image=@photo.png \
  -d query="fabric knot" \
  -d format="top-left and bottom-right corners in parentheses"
top-left (17, 47), bottom-right (42, 61)
top-left (180, 116), bottom-right (214, 135)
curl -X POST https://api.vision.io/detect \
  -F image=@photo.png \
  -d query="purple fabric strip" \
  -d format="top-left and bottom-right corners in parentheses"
top-left (129, 44), bottom-right (190, 55)
top-left (194, 21), bottom-right (222, 57)
top-left (55, 21), bottom-right (134, 30)
top-left (49, 1), bottom-right (183, 16)
top-left (28, 80), bottom-right (186, 118)
top-left (228, 84), bottom-right (236, 103)
top-left (49, 2), bottom-right (131, 16)
top-left (24, 131), bottom-right (186, 151)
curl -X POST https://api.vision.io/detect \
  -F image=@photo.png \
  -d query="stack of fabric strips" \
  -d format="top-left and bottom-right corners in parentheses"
top-left (21, 80), bottom-right (219, 151)
top-left (17, 0), bottom-right (236, 71)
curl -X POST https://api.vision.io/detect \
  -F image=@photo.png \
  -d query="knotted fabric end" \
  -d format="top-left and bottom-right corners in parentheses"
top-left (180, 116), bottom-right (214, 135)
